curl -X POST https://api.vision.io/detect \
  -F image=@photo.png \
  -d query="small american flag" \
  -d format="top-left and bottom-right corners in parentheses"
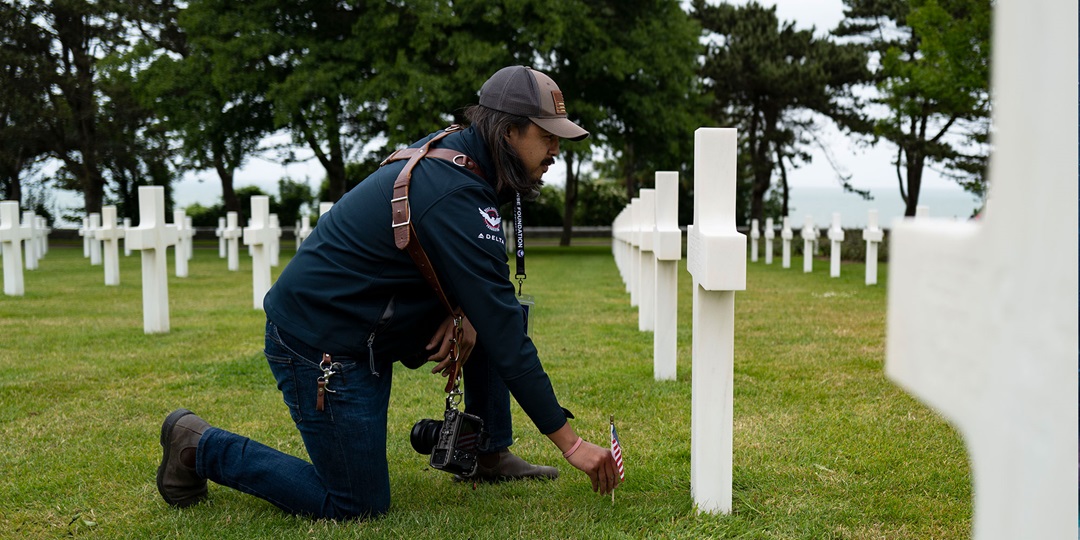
top-left (610, 416), bottom-right (625, 480)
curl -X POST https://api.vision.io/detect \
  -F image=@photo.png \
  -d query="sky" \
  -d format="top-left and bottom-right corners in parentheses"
top-left (161, 0), bottom-right (975, 222)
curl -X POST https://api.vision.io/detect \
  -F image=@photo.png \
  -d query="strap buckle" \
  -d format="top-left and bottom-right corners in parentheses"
top-left (390, 195), bottom-right (410, 228)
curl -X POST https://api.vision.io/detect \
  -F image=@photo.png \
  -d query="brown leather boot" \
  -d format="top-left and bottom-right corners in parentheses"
top-left (463, 450), bottom-right (559, 482)
top-left (156, 409), bottom-right (210, 507)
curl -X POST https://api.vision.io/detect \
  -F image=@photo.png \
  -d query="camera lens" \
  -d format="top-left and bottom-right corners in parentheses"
top-left (410, 419), bottom-right (442, 455)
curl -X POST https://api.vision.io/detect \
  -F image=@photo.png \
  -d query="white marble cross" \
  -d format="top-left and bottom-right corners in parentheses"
top-left (297, 215), bottom-right (313, 247)
top-left (687, 128), bottom-right (746, 515)
top-left (123, 218), bottom-right (132, 256)
top-left (827, 213), bottom-right (844, 278)
top-left (125, 186), bottom-right (178, 334)
top-left (627, 197), bottom-right (641, 308)
top-left (801, 215), bottom-right (816, 273)
top-left (35, 216), bottom-right (48, 258)
top-left (748, 219), bottom-right (759, 262)
top-left (763, 217), bottom-right (774, 265)
top-left (612, 207), bottom-right (631, 293)
top-left (88, 213), bottom-right (103, 266)
top-left (269, 213), bottom-right (282, 267)
top-left (861, 210), bottom-right (883, 286)
top-left (216, 216), bottom-right (227, 258)
top-left (223, 211), bottom-right (242, 271)
top-left (885, 1), bottom-right (1077, 537)
top-left (319, 201), bottom-right (334, 217)
top-left (653, 172), bottom-right (682, 381)
top-left (78, 216), bottom-right (91, 258)
top-left (636, 189), bottom-right (656, 332)
top-left (0, 201), bottom-right (31, 296)
top-left (243, 196), bottom-right (275, 310)
top-left (780, 216), bottom-right (793, 269)
top-left (173, 210), bottom-right (192, 278)
top-left (21, 211), bottom-right (38, 270)
top-left (97, 206), bottom-right (124, 286)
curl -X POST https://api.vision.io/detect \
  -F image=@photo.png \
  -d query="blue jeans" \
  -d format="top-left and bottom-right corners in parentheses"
top-left (196, 319), bottom-right (514, 519)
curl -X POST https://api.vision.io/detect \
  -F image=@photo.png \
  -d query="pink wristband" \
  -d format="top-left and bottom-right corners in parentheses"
top-left (562, 437), bottom-right (584, 458)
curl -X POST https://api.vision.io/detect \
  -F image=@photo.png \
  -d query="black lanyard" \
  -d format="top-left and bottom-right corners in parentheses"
top-left (513, 192), bottom-right (526, 295)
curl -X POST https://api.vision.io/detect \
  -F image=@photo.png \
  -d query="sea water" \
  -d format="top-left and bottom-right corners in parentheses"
top-left (785, 186), bottom-right (983, 229)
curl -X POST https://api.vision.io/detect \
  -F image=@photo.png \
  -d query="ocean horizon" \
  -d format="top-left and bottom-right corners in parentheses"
top-left (783, 186), bottom-right (983, 229)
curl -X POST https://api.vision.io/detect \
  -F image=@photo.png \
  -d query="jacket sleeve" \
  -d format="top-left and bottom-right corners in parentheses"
top-left (414, 183), bottom-right (568, 435)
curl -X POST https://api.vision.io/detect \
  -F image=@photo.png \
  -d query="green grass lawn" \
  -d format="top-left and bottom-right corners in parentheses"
top-left (0, 242), bottom-right (971, 539)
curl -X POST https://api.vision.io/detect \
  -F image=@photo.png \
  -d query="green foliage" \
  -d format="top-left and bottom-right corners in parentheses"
top-left (694, 0), bottom-right (870, 225)
top-left (574, 178), bottom-right (629, 226)
top-left (0, 246), bottom-right (971, 539)
top-left (835, 0), bottom-right (992, 214)
top-left (276, 176), bottom-right (314, 227)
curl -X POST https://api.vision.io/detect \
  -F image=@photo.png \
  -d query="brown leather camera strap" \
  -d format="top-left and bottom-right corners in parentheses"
top-left (382, 125), bottom-right (483, 390)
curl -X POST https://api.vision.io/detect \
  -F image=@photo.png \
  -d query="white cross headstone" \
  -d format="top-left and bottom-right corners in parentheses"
top-left (885, 1), bottom-right (1077, 537)
top-left (636, 189), bottom-right (656, 332)
top-left (123, 218), bottom-right (132, 256)
top-left (88, 212), bottom-right (103, 266)
top-left (0, 201), bottom-right (30, 296)
top-left (216, 217), bottom-right (227, 258)
top-left (243, 196), bottom-right (275, 310)
top-left (97, 205), bottom-right (124, 286)
top-left (185, 216), bottom-right (194, 261)
top-left (21, 211), bottom-right (38, 270)
top-left (35, 216), bottom-right (49, 257)
top-left (223, 211), bottom-right (242, 271)
top-left (801, 215), bottom-right (816, 273)
top-left (653, 172), bottom-right (681, 381)
top-left (862, 210), bottom-right (884, 286)
top-left (763, 217), bottom-right (774, 265)
top-left (297, 215), bottom-right (312, 247)
top-left (748, 219), bottom-right (759, 262)
top-left (612, 207), bottom-right (631, 292)
top-left (687, 128), bottom-right (746, 515)
top-left (827, 213), bottom-right (844, 278)
top-left (319, 201), bottom-right (334, 217)
top-left (173, 210), bottom-right (190, 278)
top-left (79, 216), bottom-right (91, 258)
top-left (628, 197), bottom-right (641, 308)
top-left (125, 186), bottom-right (178, 334)
top-left (269, 213), bottom-right (282, 267)
top-left (780, 216), bottom-right (792, 269)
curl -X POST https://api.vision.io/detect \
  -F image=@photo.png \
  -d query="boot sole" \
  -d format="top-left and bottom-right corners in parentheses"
top-left (157, 408), bottom-right (206, 507)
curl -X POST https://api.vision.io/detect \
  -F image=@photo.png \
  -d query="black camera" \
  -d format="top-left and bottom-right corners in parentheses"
top-left (410, 406), bottom-right (489, 477)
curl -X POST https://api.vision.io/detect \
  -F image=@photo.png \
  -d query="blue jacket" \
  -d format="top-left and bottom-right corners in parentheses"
top-left (264, 126), bottom-right (566, 434)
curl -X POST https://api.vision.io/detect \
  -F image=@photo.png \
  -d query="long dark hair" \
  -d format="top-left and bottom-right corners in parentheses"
top-left (463, 105), bottom-right (541, 200)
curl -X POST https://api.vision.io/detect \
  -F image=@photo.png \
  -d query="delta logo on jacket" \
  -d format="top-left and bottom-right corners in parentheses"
top-left (478, 207), bottom-right (505, 245)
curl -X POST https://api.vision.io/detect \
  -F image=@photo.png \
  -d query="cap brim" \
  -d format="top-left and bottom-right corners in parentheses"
top-left (531, 117), bottom-right (590, 142)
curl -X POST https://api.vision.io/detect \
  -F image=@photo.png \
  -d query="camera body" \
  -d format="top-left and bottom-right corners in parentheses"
top-left (411, 407), bottom-right (489, 477)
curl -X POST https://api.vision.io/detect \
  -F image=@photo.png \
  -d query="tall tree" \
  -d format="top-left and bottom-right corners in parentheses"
top-left (544, 0), bottom-right (704, 245)
top-left (38, 0), bottom-right (132, 214)
top-left (835, 0), bottom-right (992, 215)
top-left (694, 0), bottom-right (869, 225)
top-left (127, 0), bottom-right (271, 215)
top-left (0, 2), bottom-right (52, 203)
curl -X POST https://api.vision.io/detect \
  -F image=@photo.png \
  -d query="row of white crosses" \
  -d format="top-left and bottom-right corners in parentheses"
top-left (746, 207), bottom-right (928, 285)
top-left (611, 129), bottom-right (745, 514)
top-left (610, 176), bottom-right (681, 382)
top-left (0, 202), bottom-right (51, 296)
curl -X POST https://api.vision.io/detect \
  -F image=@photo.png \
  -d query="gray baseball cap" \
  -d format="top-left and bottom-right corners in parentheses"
top-left (479, 66), bottom-right (590, 141)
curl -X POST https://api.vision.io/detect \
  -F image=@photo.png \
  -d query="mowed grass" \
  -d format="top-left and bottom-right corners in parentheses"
top-left (0, 241), bottom-right (971, 539)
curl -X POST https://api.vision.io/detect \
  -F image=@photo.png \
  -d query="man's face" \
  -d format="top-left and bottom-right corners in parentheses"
top-left (506, 122), bottom-right (560, 182)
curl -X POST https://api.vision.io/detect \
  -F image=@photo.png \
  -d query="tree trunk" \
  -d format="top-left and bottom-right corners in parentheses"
top-left (213, 148), bottom-right (239, 214)
top-left (559, 151), bottom-right (577, 247)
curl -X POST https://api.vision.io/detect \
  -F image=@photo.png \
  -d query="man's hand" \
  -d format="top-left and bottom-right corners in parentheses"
top-left (426, 313), bottom-right (476, 376)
